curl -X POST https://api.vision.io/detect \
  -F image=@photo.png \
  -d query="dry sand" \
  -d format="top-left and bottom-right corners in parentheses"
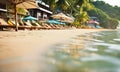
top-left (0, 29), bottom-right (107, 72)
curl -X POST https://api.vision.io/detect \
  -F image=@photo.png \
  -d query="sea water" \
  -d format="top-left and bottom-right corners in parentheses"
top-left (44, 29), bottom-right (120, 72)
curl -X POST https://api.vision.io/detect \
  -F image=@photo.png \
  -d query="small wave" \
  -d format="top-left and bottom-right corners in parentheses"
top-left (92, 33), bottom-right (104, 37)
top-left (91, 39), bottom-right (104, 42)
top-left (113, 38), bottom-right (120, 41)
top-left (80, 55), bottom-right (120, 65)
top-left (108, 44), bottom-right (120, 50)
top-left (94, 42), bottom-right (110, 46)
top-left (85, 47), bottom-right (98, 51)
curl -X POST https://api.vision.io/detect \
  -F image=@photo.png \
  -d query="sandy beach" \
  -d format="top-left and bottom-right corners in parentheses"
top-left (0, 29), bottom-right (107, 72)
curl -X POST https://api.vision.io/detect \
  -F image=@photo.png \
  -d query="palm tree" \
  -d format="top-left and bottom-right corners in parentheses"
top-left (42, 0), bottom-right (92, 28)
top-left (56, 0), bottom-right (69, 13)
top-left (42, 0), bottom-right (73, 14)
top-left (74, 11), bottom-right (89, 27)
top-left (7, 3), bottom-right (27, 19)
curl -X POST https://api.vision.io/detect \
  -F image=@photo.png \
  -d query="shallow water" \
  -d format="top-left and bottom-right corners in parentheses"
top-left (44, 29), bottom-right (120, 72)
top-left (0, 30), bottom-right (120, 72)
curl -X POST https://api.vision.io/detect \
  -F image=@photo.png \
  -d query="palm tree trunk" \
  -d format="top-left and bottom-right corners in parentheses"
top-left (14, 4), bottom-right (18, 31)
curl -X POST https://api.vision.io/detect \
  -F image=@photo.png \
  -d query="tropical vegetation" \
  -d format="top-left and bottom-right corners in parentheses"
top-left (90, 1), bottom-right (120, 29)
top-left (42, 0), bottom-right (119, 29)
top-left (92, 1), bottom-right (120, 20)
top-left (4, 0), bottom-right (119, 29)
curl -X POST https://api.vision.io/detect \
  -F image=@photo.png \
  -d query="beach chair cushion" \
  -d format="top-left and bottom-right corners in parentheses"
top-left (8, 20), bottom-right (14, 26)
top-left (0, 18), bottom-right (8, 25)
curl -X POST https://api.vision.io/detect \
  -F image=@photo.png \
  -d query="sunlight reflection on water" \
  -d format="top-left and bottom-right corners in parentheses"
top-left (0, 30), bottom-right (120, 72)
top-left (44, 30), bottom-right (120, 72)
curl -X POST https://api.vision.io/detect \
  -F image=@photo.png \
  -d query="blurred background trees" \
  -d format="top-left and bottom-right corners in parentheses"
top-left (39, 0), bottom-right (120, 29)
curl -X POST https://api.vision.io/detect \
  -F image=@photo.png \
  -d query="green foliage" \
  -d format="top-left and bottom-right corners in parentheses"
top-left (106, 18), bottom-right (118, 29)
top-left (42, 0), bottom-right (91, 14)
top-left (72, 20), bottom-right (80, 27)
top-left (92, 1), bottom-right (120, 20)
top-left (42, 0), bottom-right (56, 13)
top-left (88, 1), bottom-right (119, 29)
top-left (42, 0), bottom-right (119, 29)
top-left (76, 11), bottom-right (89, 23)
top-left (56, 0), bottom-right (69, 12)
top-left (88, 8), bottom-right (118, 29)
top-left (70, 0), bottom-right (91, 28)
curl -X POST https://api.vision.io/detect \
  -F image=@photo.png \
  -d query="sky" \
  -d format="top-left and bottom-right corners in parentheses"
top-left (101, 0), bottom-right (120, 6)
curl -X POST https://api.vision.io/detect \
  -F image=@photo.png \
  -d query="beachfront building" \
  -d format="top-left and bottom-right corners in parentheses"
top-left (0, 3), bottom-right (7, 19)
top-left (87, 17), bottom-right (101, 28)
top-left (0, 1), bottom-right (52, 20)
top-left (28, 1), bottom-right (52, 20)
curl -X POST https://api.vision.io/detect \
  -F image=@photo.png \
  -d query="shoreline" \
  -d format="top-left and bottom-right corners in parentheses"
top-left (0, 29), bottom-right (108, 58)
top-left (0, 29), bottom-right (108, 71)
top-left (0, 29), bottom-right (107, 52)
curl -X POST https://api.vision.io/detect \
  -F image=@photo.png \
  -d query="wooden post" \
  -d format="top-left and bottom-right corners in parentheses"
top-left (14, 4), bottom-right (18, 31)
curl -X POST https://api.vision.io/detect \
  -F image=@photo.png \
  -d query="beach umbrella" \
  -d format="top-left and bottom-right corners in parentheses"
top-left (0, 0), bottom-right (39, 31)
top-left (51, 13), bottom-right (73, 21)
top-left (60, 22), bottom-right (66, 25)
top-left (47, 20), bottom-right (61, 24)
top-left (23, 16), bottom-right (38, 21)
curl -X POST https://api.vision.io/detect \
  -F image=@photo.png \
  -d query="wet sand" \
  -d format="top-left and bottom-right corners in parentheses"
top-left (0, 29), bottom-right (107, 72)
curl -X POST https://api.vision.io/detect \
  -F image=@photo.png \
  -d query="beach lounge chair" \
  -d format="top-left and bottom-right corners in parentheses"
top-left (0, 18), bottom-right (8, 25)
top-left (23, 21), bottom-right (38, 30)
top-left (31, 21), bottom-right (43, 30)
top-left (0, 18), bottom-right (16, 30)
top-left (40, 23), bottom-right (51, 30)
top-left (54, 24), bottom-right (60, 29)
top-left (9, 20), bottom-right (29, 30)
top-left (44, 23), bottom-right (52, 30)
top-left (8, 19), bottom-right (42, 30)
top-left (49, 24), bottom-right (58, 29)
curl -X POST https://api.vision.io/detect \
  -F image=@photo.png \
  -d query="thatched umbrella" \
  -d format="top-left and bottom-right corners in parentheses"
top-left (0, 0), bottom-right (38, 31)
top-left (51, 13), bottom-right (73, 21)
